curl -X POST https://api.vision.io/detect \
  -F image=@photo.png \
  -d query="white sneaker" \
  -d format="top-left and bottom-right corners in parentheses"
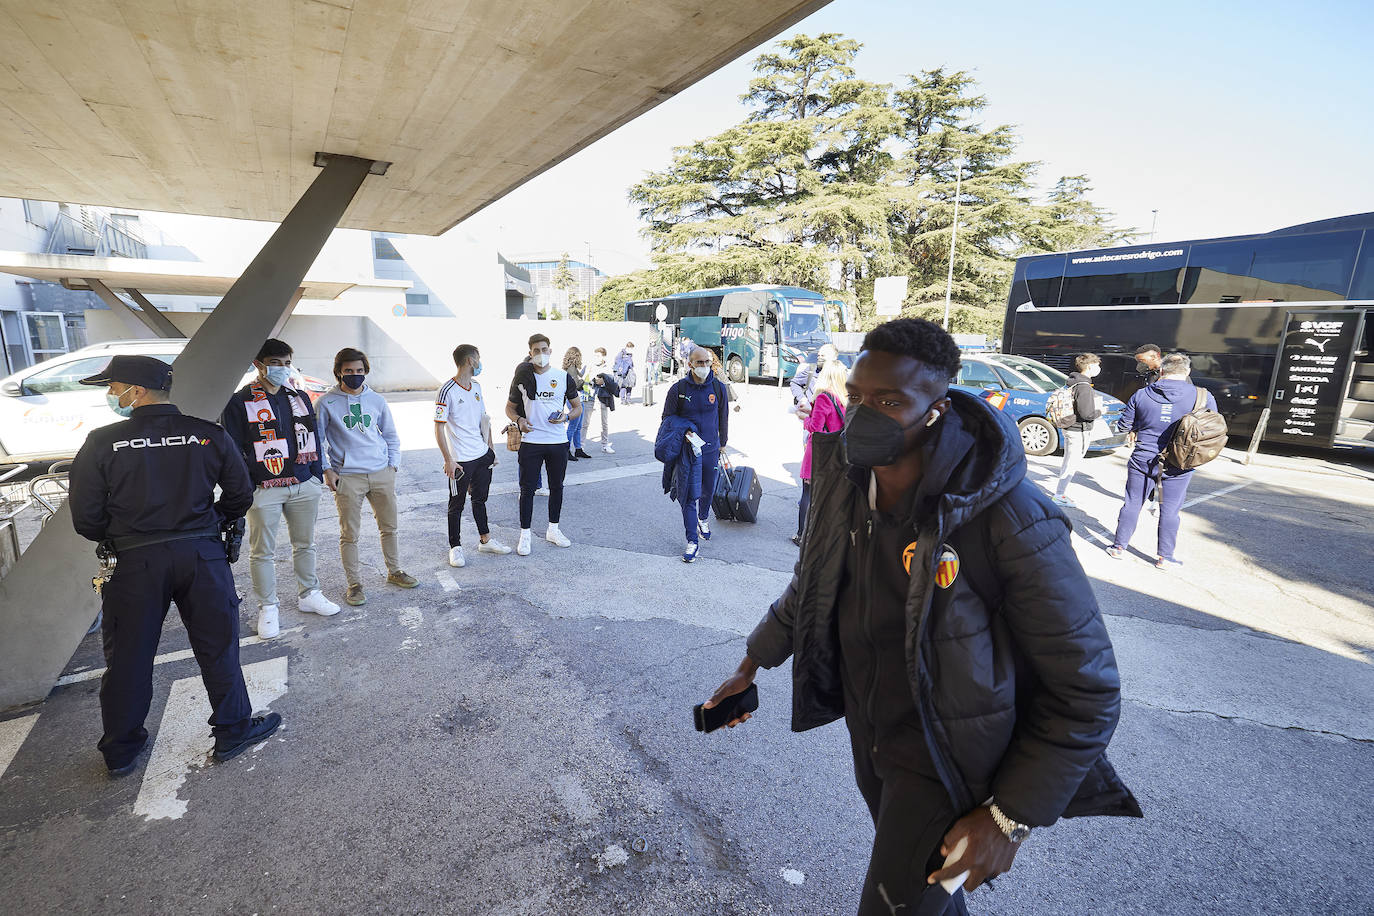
top-left (698, 519), bottom-right (711, 541)
top-left (256, 605), bottom-right (280, 639)
top-left (683, 541), bottom-right (698, 563)
top-left (299, 589), bottom-right (341, 617)
top-left (517, 529), bottom-right (532, 556)
top-left (535, 487), bottom-right (550, 497)
top-left (448, 546), bottom-right (465, 568)
top-left (546, 524), bottom-right (572, 548)
top-left (601, 444), bottom-right (615, 454)
top-left (478, 539), bottom-right (512, 555)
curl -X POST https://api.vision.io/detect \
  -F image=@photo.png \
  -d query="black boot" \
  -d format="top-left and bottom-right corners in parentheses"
top-left (568, 448), bottom-right (579, 461)
top-left (575, 448), bottom-right (592, 459)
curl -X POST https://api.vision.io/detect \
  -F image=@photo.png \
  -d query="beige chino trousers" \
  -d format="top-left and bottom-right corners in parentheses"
top-left (335, 467), bottom-right (400, 587)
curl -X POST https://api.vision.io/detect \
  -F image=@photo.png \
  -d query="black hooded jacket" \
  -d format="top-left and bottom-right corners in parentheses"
top-left (746, 390), bottom-right (1141, 827)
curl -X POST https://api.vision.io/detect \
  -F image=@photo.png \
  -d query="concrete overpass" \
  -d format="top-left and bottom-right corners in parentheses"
top-left (0, 0), bottom-right (832, 708)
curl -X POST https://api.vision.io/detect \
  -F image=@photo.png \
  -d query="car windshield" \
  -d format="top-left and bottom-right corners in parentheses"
top-left (991, 357), bottom-right (1068, 393)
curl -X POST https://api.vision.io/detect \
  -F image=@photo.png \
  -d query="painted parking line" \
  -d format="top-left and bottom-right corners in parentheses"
top-left (0, 714), bottom-right (40, 780)
top-left (1182, 480), bottom-right (1252, 510)
top-left (134, 656), bottom-right (288, 821)
top-left (54, 626), bottom-right (305, 688)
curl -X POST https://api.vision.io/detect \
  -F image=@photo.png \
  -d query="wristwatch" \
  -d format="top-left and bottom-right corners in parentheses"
top-left (988, 802), bottom-right (1031, 843)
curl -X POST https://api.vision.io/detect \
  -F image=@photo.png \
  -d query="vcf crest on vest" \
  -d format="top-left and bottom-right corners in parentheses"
top-left (935, 545), bottom-right (960, 589)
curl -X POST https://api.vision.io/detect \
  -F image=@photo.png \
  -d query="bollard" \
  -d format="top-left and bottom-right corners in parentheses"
top-left (1243, 407), bottom-right (1270, 466)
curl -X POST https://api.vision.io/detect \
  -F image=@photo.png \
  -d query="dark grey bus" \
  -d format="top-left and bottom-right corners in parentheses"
top-left (1002, 213), bottom-right (1374, 448)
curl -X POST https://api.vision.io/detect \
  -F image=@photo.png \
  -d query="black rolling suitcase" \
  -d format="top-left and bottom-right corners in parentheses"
top-left (727, 464), bottom-right (762, 523)
top-left (712, 454), bottom-right (736, 521)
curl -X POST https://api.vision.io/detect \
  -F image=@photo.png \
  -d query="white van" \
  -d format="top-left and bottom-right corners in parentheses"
top-left (0, 340), bottom-right (329, 464)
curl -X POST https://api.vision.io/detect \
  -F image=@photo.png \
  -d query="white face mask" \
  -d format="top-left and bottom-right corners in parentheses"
top-left (1085, 364), bottom-right (1101, 379)
top-left (532, 353), bottom-right (550, 368)
top-left (692, 365), bottom-right (711, 381)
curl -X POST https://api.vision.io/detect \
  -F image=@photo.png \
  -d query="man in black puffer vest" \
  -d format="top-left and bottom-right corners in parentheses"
top-left (704, 319), bottom-right (1140, 915)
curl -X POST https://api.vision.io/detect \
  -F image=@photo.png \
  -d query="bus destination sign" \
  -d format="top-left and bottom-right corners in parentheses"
top-left (1264, 310), bottom-right (1364, 447)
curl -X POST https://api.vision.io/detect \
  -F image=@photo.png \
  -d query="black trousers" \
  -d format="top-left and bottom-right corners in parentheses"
top-left (518, 442), bottom-right (568, 528)
top-left (98, 538), bottom-right (252, 768)
top-left (447, 448), bottom-right (496, 547)
top-left (847, 718), bottom-right (969, 916)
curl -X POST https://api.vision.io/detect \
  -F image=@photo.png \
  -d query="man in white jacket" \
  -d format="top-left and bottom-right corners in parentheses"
top-left (316, 347), bottom-right (419, 606)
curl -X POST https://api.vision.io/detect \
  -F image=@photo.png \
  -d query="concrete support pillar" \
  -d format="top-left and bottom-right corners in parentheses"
top-left (123, 289), bottom-right (187, 339)
top-left (84, 278), bottom-right (153, 338)
top-left (0, 154), bottom-right (379, 711)
top-left (172, 154), bottom-right (377, 420)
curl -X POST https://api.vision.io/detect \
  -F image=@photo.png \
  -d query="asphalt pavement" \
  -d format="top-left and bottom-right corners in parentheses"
top-left (2, 381), bottom-right (1371, 915)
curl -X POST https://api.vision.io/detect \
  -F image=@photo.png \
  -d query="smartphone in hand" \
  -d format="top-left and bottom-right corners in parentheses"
top-left (693, 684), bottom-right (759, 733)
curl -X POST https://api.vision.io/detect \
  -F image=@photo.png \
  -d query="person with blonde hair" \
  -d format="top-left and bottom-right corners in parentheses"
top-left (562, 347), bottom-right (590, 461)
top-left (795, 357), bottom-right (848, 544)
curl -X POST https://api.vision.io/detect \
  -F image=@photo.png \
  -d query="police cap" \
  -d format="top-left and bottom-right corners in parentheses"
top-left (79, 355), bottom-right (173, 391)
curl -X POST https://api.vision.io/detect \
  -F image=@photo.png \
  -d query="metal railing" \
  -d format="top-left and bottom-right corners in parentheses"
top-left (43, 211), bottom-right (147, 259)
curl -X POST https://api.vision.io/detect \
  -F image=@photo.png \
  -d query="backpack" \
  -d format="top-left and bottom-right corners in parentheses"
top-left (1161, 388), bottom-right (1228, 471)
top-left (1046, 384), bottom-right (1080, 428)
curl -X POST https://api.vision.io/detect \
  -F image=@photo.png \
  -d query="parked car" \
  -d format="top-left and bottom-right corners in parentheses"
top-left (950, 353), bottom-right (1128, 457)
top-left (0, 339), bottom-right (329, 464)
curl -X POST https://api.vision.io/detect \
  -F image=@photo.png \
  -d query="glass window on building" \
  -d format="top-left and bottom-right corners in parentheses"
top-left (374, 237), bottom-right (403, 260)
top-left (405, 293), bottom-right (429, 305)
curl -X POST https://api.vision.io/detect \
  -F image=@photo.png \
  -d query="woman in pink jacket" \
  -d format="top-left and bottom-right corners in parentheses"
top-left (795, 358), bottom-right (849, 545)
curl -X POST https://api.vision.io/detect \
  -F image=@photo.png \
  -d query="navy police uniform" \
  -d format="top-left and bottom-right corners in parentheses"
top-left (68, 356), bottom-right (259, 772)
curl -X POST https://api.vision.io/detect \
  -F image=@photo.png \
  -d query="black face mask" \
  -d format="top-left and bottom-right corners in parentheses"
top-left (841, 404), bottom-right (932, 468)
top-left (342, 373), bottom-right (366, 390)
top-left (1135, 361), bottom-right (1153, 376)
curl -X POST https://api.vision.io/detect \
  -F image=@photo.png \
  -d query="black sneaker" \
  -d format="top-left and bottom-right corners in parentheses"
top-left (568, 450), bottom-right (579, 462)
top-left (213, 712), bottom-right (282, 763)
top-left (105, 736), bottom-right (149, 778)
top-left (575, 448), bottom-right (592, 459)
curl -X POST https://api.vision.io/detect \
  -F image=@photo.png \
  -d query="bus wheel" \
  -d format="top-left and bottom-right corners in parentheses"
top-left (1018, 417), bottom-right (1058, 456)
top-left (727, 355), bottom-right (747, 384)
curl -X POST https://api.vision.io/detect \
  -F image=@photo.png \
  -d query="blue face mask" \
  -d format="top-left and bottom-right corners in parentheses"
top-left (472, 361), bottom-right (482, 376)
top-left (264, 365), bottom-right (291, 387)
top-left (107, 388), bottom-right (135, 418)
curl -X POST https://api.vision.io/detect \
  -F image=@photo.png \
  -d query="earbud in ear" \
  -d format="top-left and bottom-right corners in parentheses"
top-left (925, 411), bottom-right (940, 428)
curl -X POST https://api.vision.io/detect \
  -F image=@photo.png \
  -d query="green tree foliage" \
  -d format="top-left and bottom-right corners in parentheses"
top-left (612, 33), bottom-right (1128, 336)
top-left (549, 252), bottom-right (576, 319)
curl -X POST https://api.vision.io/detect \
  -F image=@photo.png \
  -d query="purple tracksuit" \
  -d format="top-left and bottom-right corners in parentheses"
top-left (1113, 378), bottom-right (1217, 561)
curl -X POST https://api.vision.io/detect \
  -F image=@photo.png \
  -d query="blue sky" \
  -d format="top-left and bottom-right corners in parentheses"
top-left (458, 0), bottom-right (1374, 273)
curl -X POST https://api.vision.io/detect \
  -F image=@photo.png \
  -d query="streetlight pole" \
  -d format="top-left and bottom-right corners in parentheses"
top-left (942, 155), bottom-right (965, 331)
top-left (1150, 210), bottom-right (1158, 243)
top-left (583, 241), bottom-right (593, 321)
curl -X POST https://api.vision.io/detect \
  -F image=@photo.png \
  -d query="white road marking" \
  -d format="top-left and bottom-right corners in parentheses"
top-left (1182, 480), bottom-right (1252, 510)
top-left (436, 570), bottom-right (459, 592)
top-left (54, 627), bottom-right (304, 687)
top-left (134, 656), bottom-right (288, 821)
top-left (0, 714), bottom-right (39, 780)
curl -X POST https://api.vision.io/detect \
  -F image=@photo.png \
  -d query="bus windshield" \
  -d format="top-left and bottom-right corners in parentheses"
top-left (994, 356), bottom-right (1067, 392)
top-left (784, 304), bottom-right (828, 339)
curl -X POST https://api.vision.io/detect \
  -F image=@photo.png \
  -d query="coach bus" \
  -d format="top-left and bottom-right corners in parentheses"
top-left (626, 285), bottom-right (834, 383)
top-left (1002, 213), bottom-right (1374, 448)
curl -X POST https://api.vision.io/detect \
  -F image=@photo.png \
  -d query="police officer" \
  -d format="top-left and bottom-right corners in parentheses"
top-left (68, 355), bottom-right (281, 777)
